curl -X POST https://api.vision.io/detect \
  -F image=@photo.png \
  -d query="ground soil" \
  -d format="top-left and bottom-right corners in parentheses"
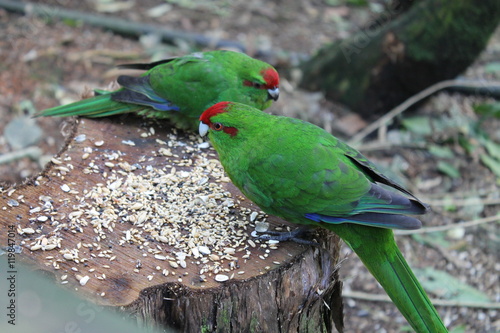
top-left (0, 1), bottom-right (498, 332)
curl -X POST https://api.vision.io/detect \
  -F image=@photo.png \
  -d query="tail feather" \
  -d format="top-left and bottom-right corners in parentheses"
top-left (381, 249), bottom-right (447, 333)
top-left (331, 224), bottom-right (448, 333)
top-left (34, 92), bottom-right (142, 118)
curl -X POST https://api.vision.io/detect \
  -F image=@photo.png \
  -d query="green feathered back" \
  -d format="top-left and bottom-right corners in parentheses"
top-left (205, 104), bottom-right (425, 225)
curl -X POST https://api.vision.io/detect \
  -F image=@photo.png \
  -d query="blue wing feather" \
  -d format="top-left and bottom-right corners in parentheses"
top-left (305, 184), bottom-right (428, 230)
top-left (305, 212), bottom-right (422, 230)
top-left (111, 75), bottom-right (181, 112)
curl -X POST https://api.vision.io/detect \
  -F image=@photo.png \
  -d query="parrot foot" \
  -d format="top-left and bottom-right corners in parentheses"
top-left (256, 228), bottom-right (319, 246)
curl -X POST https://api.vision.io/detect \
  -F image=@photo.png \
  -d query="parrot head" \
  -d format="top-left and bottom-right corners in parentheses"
top-left (228, 52), bottom-right (280, 110)
top-left (199, 101), bottom-right (240, 138)
top-left (199, 101), bottom-right (266, 151)
top-left (243, 67), bottom-right (280, 102)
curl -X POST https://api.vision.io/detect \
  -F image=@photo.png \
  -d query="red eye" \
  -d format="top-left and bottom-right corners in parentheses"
top-left (212, 122), bottom-right (223, 131)
top-left (253, 82), bottom-right (263, 89)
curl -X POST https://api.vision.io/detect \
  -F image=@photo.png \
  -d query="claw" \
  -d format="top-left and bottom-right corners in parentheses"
top-left (255, 227), bottom-right (319, 246)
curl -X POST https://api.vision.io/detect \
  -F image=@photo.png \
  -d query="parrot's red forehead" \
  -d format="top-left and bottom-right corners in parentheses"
top-left (200, 101), bottom-right (232, 123)
top-left (262, 68), bottom-right (279, 89)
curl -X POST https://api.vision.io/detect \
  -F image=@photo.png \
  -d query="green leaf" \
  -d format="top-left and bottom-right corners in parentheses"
top-left (4, 116), bottom-right (43, 149)
top-left (345, 0), bottom-right (368, 6)
top-left (412, 233), bottom-right (451, 248)
top-left (429, 145), bottom-right (455, 158)
top-left (483, 139), bottom-right (500, 160)
top-left (449, 325), bottom-right (467, 333)
top-left (325, 0), bottom-right (341, 5)
top-left (440, 196), bottom-right (457, 212)
top-left (484, 61), bottom-right (500, 73)
top-left (458, 135), bottom-right (474, 154)
top-left (473, 102), bottom-right (500, 118)
top-left (437, 161), bottom-right (460, 179)
top-left (459, 196), bottom-right (484, 219)
top-left (414, 268), bottom-right (492, 302)
top-left (480, 154), bottom-right (500, 177)
top-left (62, 18), bottom-right (81, 27)
top-left (402, 116), bottom-right (432, 136)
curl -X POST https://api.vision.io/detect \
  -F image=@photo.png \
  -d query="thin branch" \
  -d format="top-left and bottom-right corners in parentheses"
top-left (343, 290), bottom-right (500, 309)
top-left (0, 0), bottom-right (253, 55)
top-left (0, 146), bottom-right (42, 164)
top-left (357, 141), bottom-right (428, 152)
top-left (349, 79), bottom-right (500, 146)
top-left (428, 197), bottom-right (500, 207)
top-left (423, 189), bottom-right (500, 199)
top-left (395, 214), bottom-right (499, 235)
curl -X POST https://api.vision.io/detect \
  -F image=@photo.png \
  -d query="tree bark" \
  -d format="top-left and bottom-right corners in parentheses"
top-left (0, 116), bottom-right (343, 332)
top-left (299, 0), bottom-right (500, 119)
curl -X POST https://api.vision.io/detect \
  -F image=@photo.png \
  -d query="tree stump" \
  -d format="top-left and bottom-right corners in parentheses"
top-left (0, 117), bottom-right (343, 333)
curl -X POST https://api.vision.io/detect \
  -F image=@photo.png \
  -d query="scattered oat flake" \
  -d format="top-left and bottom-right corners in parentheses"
top-left (79, 275), bottom-right (90, 286)
top-left (255, 221), bottom-right (269, 232)
top-left (198, 142), bottom-right (210, 149)
top-left (37, 216), bottom-right (48, 222)
top-left (158, 147), bottom-right (172, 156)
top-left (22, 228), bottom-right (35, 234)
top-left (94, 140), bottom-right (104, 146)
top-left (215, 274), bottom-right (229, 282)
top-left (74, 134), bottom-right (87, 143)
top-left (27, 135), bottom-right (282, 283)
top-left (60, 184), bottom-right (70, 192)
top-left (122, 140), bottom-right (136, 146)
top-left (7, 199), bottom-right (19, 207)
top-left (154, 255), bottom-right (167, 260)
top-left (29, 207), bottom-right (41, 214)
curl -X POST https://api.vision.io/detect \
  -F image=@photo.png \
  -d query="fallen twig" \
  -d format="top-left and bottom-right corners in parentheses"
top-left (428, 197), bottom-right (500, 207)
top-left (395, 214), bottom-right (499, 235)
top-left (343, 290), bottom-right (500, 309)
top-left (357, 141), bottom-right (428, 152)
top-left (349, 79), bottom-right (500, 146)
top-left (0, 0), bottom-right (256, 55)
top-left (423, 189), bottom-right (500, 199)
top-left (0, 146), bottom-right (42, 164)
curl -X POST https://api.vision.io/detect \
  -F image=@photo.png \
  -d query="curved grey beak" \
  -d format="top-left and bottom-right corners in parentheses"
top-left (267, 87), bottom-right (279, 101)
top-left (199, 122), bottom-right (209, 137)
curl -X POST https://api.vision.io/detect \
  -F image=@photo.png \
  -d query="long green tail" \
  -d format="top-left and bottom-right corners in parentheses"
top-left (35, 91), bottom-right (142, 118)
top-left (330, 224), bottom-right (448, 333)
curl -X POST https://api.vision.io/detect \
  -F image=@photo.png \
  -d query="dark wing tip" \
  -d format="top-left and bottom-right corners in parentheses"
top-left (306, 212), bottom-right (423, 230)
top-left (116, 58), bottom-right (177, 71)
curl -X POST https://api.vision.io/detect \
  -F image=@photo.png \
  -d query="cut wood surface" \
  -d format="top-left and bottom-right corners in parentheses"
top-left (0, 116), bottom-right (343, 332)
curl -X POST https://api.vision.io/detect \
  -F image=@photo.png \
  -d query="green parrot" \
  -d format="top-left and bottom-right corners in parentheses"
top-left (199, 102), bottom-right (448, 333)
top-left (35, 50), bottom-right (279, 130)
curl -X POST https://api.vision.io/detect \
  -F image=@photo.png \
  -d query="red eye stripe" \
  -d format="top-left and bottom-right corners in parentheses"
top-left (210, 122), bottom-right (238, 137)
top-left (222, 126), bottom-right (238, 137)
